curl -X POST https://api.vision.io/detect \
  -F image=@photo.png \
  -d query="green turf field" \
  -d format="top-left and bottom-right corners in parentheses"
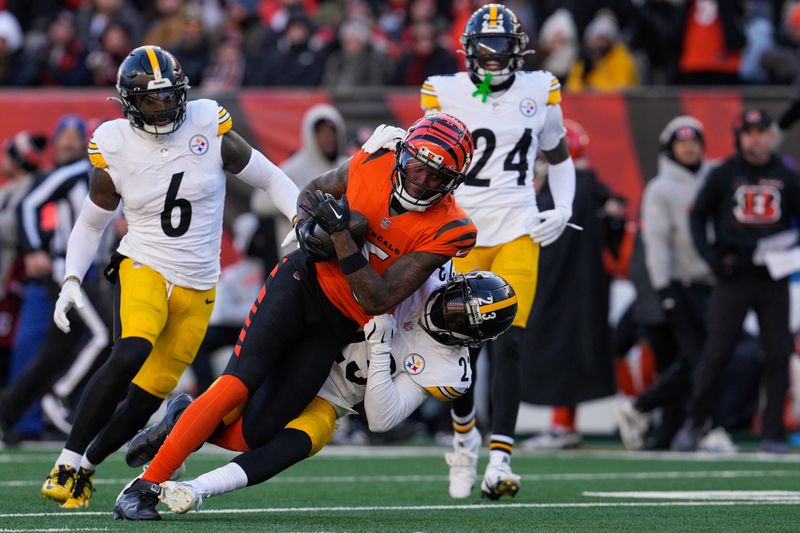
top-left (2, 444), bottom-right (800, 532)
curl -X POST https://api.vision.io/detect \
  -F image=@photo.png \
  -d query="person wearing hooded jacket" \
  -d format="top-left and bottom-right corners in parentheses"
top-left (615, 116), bottom-right (716, 451)
top-left (250, 103), bottom-right (348, 263)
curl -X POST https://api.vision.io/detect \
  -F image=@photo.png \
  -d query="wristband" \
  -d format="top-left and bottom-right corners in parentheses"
top-left (339, 251), bottom-right (368, 275)
top-left (64, 275), bottom-right (81, 285)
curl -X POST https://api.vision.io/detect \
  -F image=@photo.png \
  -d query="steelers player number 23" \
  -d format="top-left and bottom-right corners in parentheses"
top-left (160, 172), bottom-right (192, 237)
top-left (465, 128), bottom-right (532, 187)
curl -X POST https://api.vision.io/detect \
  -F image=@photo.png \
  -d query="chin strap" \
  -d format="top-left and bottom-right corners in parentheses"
top-left (471, 71), bottom-right (493, 103)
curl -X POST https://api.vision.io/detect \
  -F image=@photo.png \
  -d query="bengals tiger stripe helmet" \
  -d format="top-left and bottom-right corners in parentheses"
top-left (422, 271), bottom-right (518, 348)
top-left (392, 113), bottom-right (474, 212)
top-left (461, 4), bottom-right (529, 85)
top-left (116, 45), bottom-right (190, 135)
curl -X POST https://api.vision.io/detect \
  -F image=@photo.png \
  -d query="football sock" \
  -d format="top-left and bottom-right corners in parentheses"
top-left (232, 428), bottom-right (312, 487)
top-left (79, 456), bottom-right (98, 472)
top-left (615, 358), bottom-right (636, 396)
top-left (552, 406), bottom-right (576, 432)
top-left (489, 326), bottom-right (522, 437)
top-left (452, 407), bottom-right (477, 439)
top-left (55, 449), bottom-right (82, 470)
top-left (142, 374), bottom-right (248, 484)
top-left (192, 462), bottom-right (249, 498)
top-left (64, 336), bottom-right (152, 454)
top-left (208, 417), bottom-right (250, 452)
top-left (489, 434), bottom-right (513, 465)
top-left (84, 384), bottom-right (162, 466)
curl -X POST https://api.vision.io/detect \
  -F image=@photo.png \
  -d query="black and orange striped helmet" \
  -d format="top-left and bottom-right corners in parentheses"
top-left (116, 45), bottom-right (189, 136)
top-left (422, 271), bottom-right (518, 348)
top-left (460, 4), bottom-right (529, 84)
top-left (392, 113), bottom-right (474, 211)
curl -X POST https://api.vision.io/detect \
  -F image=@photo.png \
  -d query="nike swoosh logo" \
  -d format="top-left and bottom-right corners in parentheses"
top-left (329, 204), bottom-right (342, 220)
top-left (205, 298), bottom-right (215, 304)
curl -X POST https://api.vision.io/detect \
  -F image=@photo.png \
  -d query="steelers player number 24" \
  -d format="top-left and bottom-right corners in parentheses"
top-left (465, 128), bottom-right (532, 187)
top-left (160, 172), bottom-right (192, 237)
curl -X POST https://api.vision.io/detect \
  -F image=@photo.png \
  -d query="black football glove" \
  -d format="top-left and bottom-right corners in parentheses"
top-left (300, 190), bottom-right (351, 234)
top-left (295, 217), bottom-right (329, 262)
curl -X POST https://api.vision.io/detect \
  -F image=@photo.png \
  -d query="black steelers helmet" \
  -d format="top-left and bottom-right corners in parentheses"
top-left (422, 271), bottom-right (518, 348)
top-left (460, 4), bottom-right (529, 84)
top-left (116, 45), bottom-right (190, 135)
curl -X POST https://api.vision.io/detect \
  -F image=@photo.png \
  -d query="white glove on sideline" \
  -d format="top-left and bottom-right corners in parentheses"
top-left (530, 206), bottom-right (572, 247)
top-left (280, 227), bottom-right (298, 248)
top-left (361, 125), bottom-right (406, 154)
top-left (53, 279), bottom-right (85, 333)
top-left (365, 314), bottom-right (396, 360)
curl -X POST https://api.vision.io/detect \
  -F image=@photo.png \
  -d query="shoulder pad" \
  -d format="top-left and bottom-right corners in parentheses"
top-left (188, 99), bottom-right (218, 129)
top-left (93, 120), bottom-right (126, 154)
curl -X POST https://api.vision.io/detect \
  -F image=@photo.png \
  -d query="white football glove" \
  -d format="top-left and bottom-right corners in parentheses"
top-left (361, 124), bottom-right (406, 154)
top-left (53, 278), bottom-right (85, 333)
top-left (365, 314), bottom-right (396, 359)
top-left (280, 227), bottom-right (298, 248)
top-left (530, 206), bottom-right (572, 247)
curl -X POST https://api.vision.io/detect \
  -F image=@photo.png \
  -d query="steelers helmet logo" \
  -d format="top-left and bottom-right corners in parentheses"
top-left (519, 98), bottom-right (536, 117)
top-left (404, 353), bottom-right (425, 375)
top-left (189, 134), bottom-right (209, 155)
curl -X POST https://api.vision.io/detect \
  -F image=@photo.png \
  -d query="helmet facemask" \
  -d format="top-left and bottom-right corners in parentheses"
top-left (460, 5), bottom-right (530, 85)
top-left (115, 46), bottom-right (190, 136)
top-left (421, 272), bottom-right (518, 348)
top-left (391, 144), bottom-right (466, 212)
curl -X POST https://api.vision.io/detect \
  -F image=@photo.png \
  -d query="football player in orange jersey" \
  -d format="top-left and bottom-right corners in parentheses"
top-left (114, 114), bottom-right (478, 520)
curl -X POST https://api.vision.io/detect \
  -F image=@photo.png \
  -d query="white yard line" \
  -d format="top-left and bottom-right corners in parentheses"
top-left (3, 500), bottom-right (800, 519)
top-left (4, 446), bottom-right (800, 463)
top-left (2, 469), bottom-right (800, 488)
top-left (584, 490), bottom-right (800, 501)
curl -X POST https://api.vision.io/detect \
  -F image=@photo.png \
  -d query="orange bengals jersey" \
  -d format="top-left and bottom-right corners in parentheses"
top-left (316, 148), bottom-right (477, 325)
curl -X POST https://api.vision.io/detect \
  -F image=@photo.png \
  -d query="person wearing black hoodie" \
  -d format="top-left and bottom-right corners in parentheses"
top-left (674, 109), bottom-right (800, 453)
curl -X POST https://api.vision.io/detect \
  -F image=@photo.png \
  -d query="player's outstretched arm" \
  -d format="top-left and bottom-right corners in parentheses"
top-left (363, 315), bottom-right (428, 432)
top-left (221, 130), bottom-right (299, 222)
top-left (54, 167), bottom-right (119, 333)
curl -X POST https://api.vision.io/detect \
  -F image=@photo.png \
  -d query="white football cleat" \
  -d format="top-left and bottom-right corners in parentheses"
top-left (522, 429), bottom-right (582, 451)
top-left (699, 427), bottom-right (738, 454)
top-left (480, 458), bottom-right (520, 500)
top-left (444, 428), bottom-right (480, 499)
top-left (159, 481), bottom-right (208, 514)
top-left (613, 395), bottom-right (649, 450)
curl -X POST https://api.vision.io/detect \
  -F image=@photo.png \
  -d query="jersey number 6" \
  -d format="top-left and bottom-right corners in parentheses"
top-left (161, 172), bottom-right (192, 237)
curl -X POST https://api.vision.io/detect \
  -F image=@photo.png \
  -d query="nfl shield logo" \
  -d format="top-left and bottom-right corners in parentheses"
top-left (381, 217), bottom-right (391, 229)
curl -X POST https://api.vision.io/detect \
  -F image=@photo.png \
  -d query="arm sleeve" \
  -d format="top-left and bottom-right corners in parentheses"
top-left (689, 173), bottom-right (718, 269)
top-left (641, 183), bottom-right (673, 290)
top-left (538, 103), bottom-right (568, 152)
top-left (547, 156), bottom-right (576, 211)
top-left (364, 354), bottom-right (428, 433)
top-left (234, 149), bottom-right (299, 222)
top-left (64, 196), bottom-right (116, 282)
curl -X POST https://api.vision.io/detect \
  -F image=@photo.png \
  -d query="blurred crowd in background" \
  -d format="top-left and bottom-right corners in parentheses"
top-left (2, 0), bottom-right (800, 90)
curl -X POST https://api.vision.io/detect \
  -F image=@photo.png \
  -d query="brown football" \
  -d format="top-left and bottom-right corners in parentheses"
top-left (312, 210), bottom-right (370, 260)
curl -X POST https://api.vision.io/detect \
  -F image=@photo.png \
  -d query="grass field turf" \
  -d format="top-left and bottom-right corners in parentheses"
top-left (2, 444), bottom-right (800, 532)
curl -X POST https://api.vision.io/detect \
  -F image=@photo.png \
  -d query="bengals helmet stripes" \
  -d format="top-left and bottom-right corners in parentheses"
top-left (392, 113), bottom-right (474, 211)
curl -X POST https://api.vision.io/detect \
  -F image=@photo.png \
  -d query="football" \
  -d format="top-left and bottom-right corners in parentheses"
top-left (311, 209), bottom-right (370, 260)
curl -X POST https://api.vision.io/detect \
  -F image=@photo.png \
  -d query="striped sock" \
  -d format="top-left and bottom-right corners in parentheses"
top-left (489, 434), bottom-right (513, 465)
top-left (451, 407), bottom-right (476, 439)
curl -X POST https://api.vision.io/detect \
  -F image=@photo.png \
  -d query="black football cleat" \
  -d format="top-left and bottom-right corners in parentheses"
top-left (113, 477), bottom-right (162, 520)
top-left (126, 393), bottom-right (192, 468)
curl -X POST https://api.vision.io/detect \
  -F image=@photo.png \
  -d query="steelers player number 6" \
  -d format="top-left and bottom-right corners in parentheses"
top-left (160, 172), bottom-right (192, 237)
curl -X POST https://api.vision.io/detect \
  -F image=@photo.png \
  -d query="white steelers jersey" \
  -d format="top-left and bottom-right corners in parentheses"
top-left (421, 71), bottom-right (566, 246)
top-left (318, 262), bottom-right (471, 415)
top-left (87, 99), bottom-right (233, 290)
